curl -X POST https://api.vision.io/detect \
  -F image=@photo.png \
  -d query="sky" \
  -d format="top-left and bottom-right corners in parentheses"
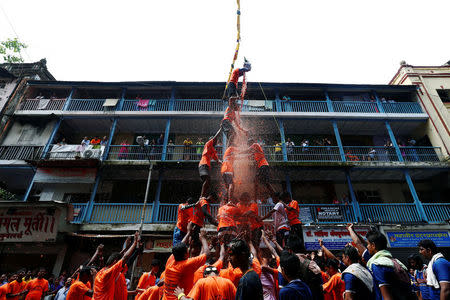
top-left (1, 0), bottom-right (449, 84)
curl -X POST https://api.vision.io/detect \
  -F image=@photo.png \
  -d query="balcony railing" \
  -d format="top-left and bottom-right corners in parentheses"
top-left (332, 101), bottom-right (379, 113)
top-left (0, 145), bottom-right (44, 160)
top-left (71, 202), bottom-right (449, 224)
top-left (16, 97), bottom-right (426, 115)
top-left (46, 144), bottom-right (105, 160)
top-left (399, 147), bottom-right (442, 162)
top-left (281, 101), bottom-right (328, 112)
top-left (343, 146), bottom-right (399, 162)
top-left (287, 146), bottom-right (341, 162)
top-left (19, 98), bottom-right (66, 110)
top-left (359, 203), bottom-right (422, 223)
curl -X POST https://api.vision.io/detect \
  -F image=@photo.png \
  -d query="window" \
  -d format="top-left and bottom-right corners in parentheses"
top-left (437, 89), bottom-right (450, 103)
top-left (18, 128), bottom-right (34, 142)
top-left (355, 190), bottom-right (381, 203)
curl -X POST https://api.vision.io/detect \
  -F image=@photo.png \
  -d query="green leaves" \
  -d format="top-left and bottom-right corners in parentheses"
top-left (0, 38), bottom-right (27, 63)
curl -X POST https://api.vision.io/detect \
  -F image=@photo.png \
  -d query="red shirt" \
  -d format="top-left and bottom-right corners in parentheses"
top-left (250, 143), bottom-right (269, 168)
top-left (7, 280), bottom-right (27, 300)
top-left (25, 278), bottom-right (49, 300)
top-left (66, 280), bottom-right (91, 300)
top-left (217, 204), bottom-right (239, 230)
top-left (137, 286), bottom-right (160, 300)
top-left (322, 273), bottom-right (345, 300)
top-left (199, 139), bottom-right (219, 167)
top-left (135, 271), bottom-right (156, 300)
top-left (187, 276), bottom-right (236, 300)
top-left (191, 198), bottom-right (210, 227)
top-left (221, 146), bottom-right (237, 174)
top-left (176, 203), bottom-right (193, 232)
top-left (223, 107), bottom-right (237, 123)
top-left (286, 200), bottom-right (301, 226)
top-left (230, 68), bottom-right (241, 85)
top-left (249, 202), bottom-right (263, 230)
top-left (0, 284), bottom-right (8, 300)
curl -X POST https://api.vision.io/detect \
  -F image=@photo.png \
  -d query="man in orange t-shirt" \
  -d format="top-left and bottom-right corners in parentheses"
top-left (7, 269), bottom-right (27, 300)
top-left (217, 200), bottom-right (240, 244)
top-left (137, 285), bottom-right (160, 300)
top-left (322, 260), bottom-right (345, 300)
top-left (66, 267), bottom-right (94, 300)
top-left (243, 139), bottom-right (275, 199)
top-left (0, 282), bottom-right (8, 300)
top-left (281, 192), bottom-right (304, 244)
top-left (221, 145), bottom-right (237, 202)
top-left (173, 198), bottom-right (195, 246)
top-left (135, 259), bottom-right (160, 300)
top-left (198, 136), bottom-right (220, 197)
top-left (183, 193), bottom-right (218, 242)
top-left (175, 265), bottom-right (236, 300)
top-left (24, 268), bottom-right (49, 300)
top-left (162, 230), bottom-right (210, 300)
top-left (93, 232), bottom-right (139, 300)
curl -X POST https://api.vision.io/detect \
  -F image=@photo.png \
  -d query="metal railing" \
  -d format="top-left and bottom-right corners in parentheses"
top-left (121, 99), bottom-right (171, 111)
top-left (88, 203), bottom-right (153, 223)
top-left (359, 203), bottom-right (422, 223)
top-left (288, 146), bottom-right (341, 162)
top-left (281, 101), bottom-right (328, 112)
top-left (343, 146), bottom-right (399, 162)
top-left (174, 99), bottom-right (224, 112)
top-left (423, 203), bottom-right (450, 223)
top-left (382, 102), bottom-right (423, 114)
top-left (70, 202), bottom-right (450, 224)
top-left (399, 147), bottom-right (442, 162)
top-left (108, 145), bottom-right (163, 161)
top-left (332, 101), bottom-right (379, 113)
top-left (0, 145), bottom-right (44, 160)
top-left (67, 99), bottom-right (108, 111)
top-left (19, 98), bottom-right (66, 110)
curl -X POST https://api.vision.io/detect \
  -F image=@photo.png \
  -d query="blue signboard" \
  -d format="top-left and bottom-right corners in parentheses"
top-left (386, 231), bottom-right (450, 248)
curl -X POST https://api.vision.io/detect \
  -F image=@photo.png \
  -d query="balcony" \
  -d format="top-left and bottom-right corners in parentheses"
top-left (70, 202), bottom-right (450, 225)
top-left (0, 145), bottom-right (44, 160)
top-left (45, 144), bottom-right (105, 160)
top-left (16, 98), bottom-right (424, 115)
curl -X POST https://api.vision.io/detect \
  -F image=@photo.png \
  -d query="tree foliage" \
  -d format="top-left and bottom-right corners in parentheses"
top-left (0, 38), bottom-right (27, 63)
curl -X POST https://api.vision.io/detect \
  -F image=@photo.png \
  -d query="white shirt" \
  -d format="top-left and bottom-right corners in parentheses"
top-left (273, 202), bottom-right (289, 231)
top-left (54, 286), bottom-right (70, 300)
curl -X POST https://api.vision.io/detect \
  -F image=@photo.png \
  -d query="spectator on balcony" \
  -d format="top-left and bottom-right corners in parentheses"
top-left (183, 137), bottom-right (193, 160)
top-left (157, 134), bottom-right (164, 154)
top-left (408, 138), bottom-right (419, 162)
top-left (57, 138), bottom-right (67, 146)
top-left (286, 138), bottom-right (295, 160)
top-left (301, 139), bottom-right (309, 152)
top-left (275, 142), bottom-right (282, 161)
top-left (167, 139), bottom-right (175, 160)
top-left (196, 138), bottom-right (205, 160)
top-left (91, 136), bottom-right (101, 149)
top-left (381, 97), bottom-right (387, 103)
top-left (81, 137), bottom-right (90, 147)
top-left (418, 239), bottom-right (450, 300)
top-left (100, 136), bottom-right (108, 146)
top-left (368, 148), bottom-right (376, 161)
top-left (35, 92), bottom-right (44, 100)
top-left (118, 140), bottom-right (129, 160)
top-left (149, 139), bottom-right (157, 160)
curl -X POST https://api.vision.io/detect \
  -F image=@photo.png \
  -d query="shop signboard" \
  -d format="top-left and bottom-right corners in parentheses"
top-left (316, 206), bottom-right (343, 221)
top-left (0, 208), bottom-right (59, 242)
top-left (303, 226), bottom-right (369, 251)
top-left (386, 231), bottom-right (450, 248)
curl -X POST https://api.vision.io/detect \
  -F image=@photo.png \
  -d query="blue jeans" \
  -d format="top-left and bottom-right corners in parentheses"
top-left (173, 226), bottom-right (186, 246)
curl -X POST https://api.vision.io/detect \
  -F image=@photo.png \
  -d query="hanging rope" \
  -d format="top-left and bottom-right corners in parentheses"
top-left (222, 0), bottom-right (241, 100)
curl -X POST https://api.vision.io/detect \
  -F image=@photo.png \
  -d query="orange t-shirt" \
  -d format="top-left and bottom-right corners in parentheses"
top-left (25, 278), bottom-right (49, 300)
top-left (7, 280), bottom-right (27, 300)
top-left (322, 273), bottom-right (345, 300)
top-left (286, 200), bottom-right (301, 225)
top-left (221, 146), bottom-right (237, 174)
top-left (249, 202), bottom-right (263, 230)
top-left (217, 204), bottom-right (239, 230)
top-left (187, 276), bottom-right (236, 300)
top-left (92, 259), bottom-right (123, 300)
top-left (138, 286), bottom-right (160, 300)
top-left (199, 139), bottom-right (219, 167)
top-left (191, 198), bottom-right (209, 227)
top-left (250, 143), bottom-right (269, 168)
top-left (230, 68), bottom-right (241, 85)
top-left (162, 254), bottom-right (207, 300)
top-left (114, 270), bottom-right (128, 300)
top-left (193, 260), bottom-right (224, 284)
top-left (219, 259), bottom-right (261, 287)
top-left (0, 284), bottom-right (8, 300)
top-left (176, 203), bottom-right (193, 233)
top-left (135, 272), bottom-right (156, 300)
top-left (66, 280), bottom-right (91, 300)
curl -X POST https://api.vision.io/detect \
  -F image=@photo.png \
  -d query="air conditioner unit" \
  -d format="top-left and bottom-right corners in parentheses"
top-left (81, 149), bottom-right (102, 159)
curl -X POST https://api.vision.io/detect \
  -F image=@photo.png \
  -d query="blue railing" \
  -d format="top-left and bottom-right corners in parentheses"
top-left (343, 146), bottom-right (399, 162)
top-left (382, 102), bottom-right (422, 114)
top-left (399, 147), bottom-right (442, 162)
top-left (333, 101), bottom-right (379, 113)
top-left (18, 97), bottom-right (426, 114)
top-left (360, 203), bottom-right (422, 223)
top-left (70, 202), bottom-right (449, 224)
top-left (281, 101), bottom-right (328, 112)
top-left (423, 203), bottom-right (450, 223)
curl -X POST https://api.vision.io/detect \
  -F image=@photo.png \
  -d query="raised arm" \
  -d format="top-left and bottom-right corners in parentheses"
top-left (262, 231), bottom-right (279, 260)
top-left (87, 244), bottom-right (104, 266)
top-left (199, 229), bottom-right (210, 257)
top-left (121, 232), bottom-right (140, 267)
top-left (261, 209), bottom-right (276, 221)
top-left (346, 223), bottom-right (367, 255)
top-left (319, 239), bottom-right (338, 261)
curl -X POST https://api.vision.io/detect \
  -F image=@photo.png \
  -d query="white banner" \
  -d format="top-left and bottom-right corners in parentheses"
top-left (0, 208), bottom-right (59, 242)
top-left (303, 226), bottom-right (370, 251)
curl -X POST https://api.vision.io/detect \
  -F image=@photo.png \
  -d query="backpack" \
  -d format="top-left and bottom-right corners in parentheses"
top-left (298, 258), bottom-right (324, 300)
top-left (388, 258), bottom-right (418, 300)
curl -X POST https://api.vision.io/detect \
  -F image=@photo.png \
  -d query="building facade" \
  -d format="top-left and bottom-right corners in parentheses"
top-left (0, 78), bottom-right (449, 275)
